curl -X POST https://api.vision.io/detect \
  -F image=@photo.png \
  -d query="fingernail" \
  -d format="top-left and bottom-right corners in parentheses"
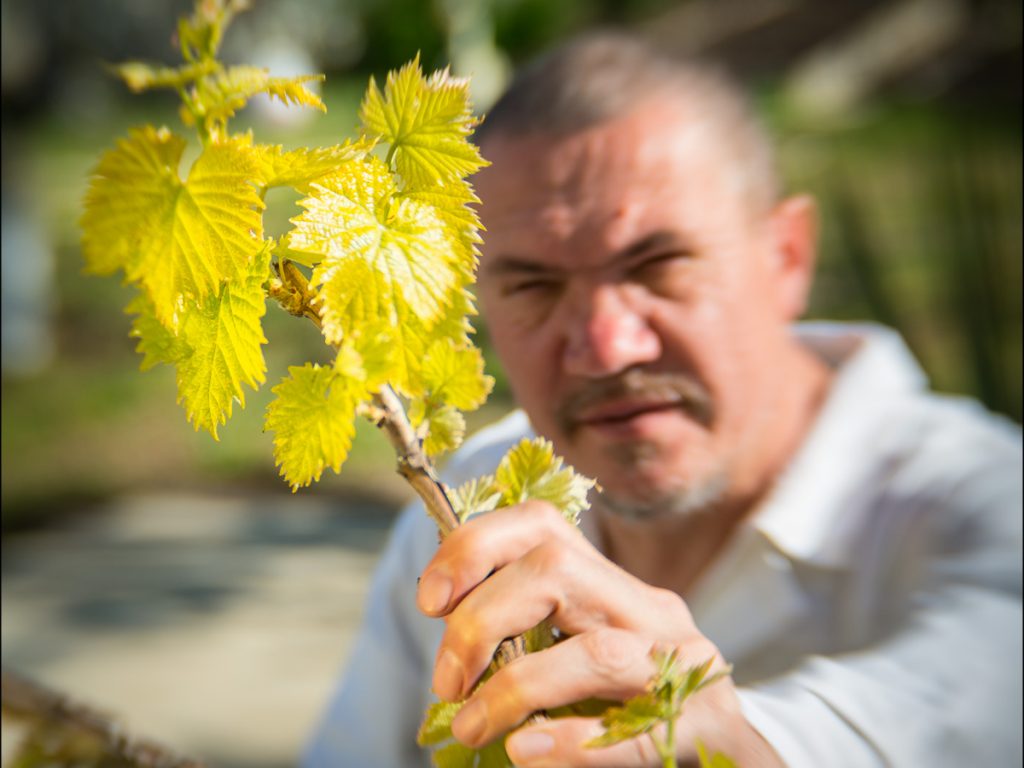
top-left (451, 698), bottom-right (488, 745)
top-left (418, 570), bottom-right (453, 614)
top-left (506, 730), bottom-right (555, 763)
top-left (434, 648), bottom-right (464, 701)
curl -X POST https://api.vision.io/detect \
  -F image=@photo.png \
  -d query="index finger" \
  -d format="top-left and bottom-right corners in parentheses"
top-left (416, 500), bottom-right (594, 617)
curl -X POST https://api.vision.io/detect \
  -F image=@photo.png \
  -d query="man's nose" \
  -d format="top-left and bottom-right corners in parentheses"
top-left (562, 285), bottom-right (661, 377)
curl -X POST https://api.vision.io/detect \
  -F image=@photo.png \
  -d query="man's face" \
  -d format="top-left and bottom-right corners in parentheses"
top-left (475, 100), bottom-right (803, 518)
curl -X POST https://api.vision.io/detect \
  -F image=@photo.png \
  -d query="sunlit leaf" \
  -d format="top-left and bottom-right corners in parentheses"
top-left (126, 292), bottom-right (192, 371)
top-left (258, 138), bottom-right (375, 193)
top-left (83, 130), bottom-right (265, 329)
top-left (176, 244), bottom-right (271, 437)
top-left (494, 438), bottom-right (595, 525)
top-left (417, 701), bottom-right (464, 747)
top-left (81, 125), bottom-right (187, 277)
top-left (265, 363), bottom-right (363, 490)
top-left (360, 56), bottom-right (488, 188)
top-left (112, 60), bottom-right (216, 92)
top-left (421, 339), bottom-right (493, 412)
top-left (450, 474), bottom-right (501, 523)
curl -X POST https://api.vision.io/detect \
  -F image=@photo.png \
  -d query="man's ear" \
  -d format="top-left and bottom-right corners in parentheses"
top-left (769, 194), bottom-right (818, 321)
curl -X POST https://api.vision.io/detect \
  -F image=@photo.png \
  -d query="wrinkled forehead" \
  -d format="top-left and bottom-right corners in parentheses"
top-left (475, 102), bottom-right (750, 264)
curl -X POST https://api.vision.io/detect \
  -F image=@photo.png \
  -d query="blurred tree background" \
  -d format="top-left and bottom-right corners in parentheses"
top-left (2, 0), bottom-right (1020, 527)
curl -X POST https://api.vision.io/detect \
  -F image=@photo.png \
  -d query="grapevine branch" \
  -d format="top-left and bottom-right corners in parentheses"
top-left (366, 384), bottom-right (535, 705)
top-left (369, 384), bottom-right (459, 537)
top-left (1, 666), bottom-right (205, 768)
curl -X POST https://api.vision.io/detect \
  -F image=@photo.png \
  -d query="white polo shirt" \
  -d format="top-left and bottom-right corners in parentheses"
top-left (303, 323), bottom-right (1023, 767)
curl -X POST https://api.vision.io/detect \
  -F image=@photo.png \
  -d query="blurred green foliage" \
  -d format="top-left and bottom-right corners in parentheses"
top-left (772, 101), bottom-right (1022, 421)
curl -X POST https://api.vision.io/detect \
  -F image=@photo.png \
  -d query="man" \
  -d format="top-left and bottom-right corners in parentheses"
top-left (305, 34), bottom-right (1022, 767)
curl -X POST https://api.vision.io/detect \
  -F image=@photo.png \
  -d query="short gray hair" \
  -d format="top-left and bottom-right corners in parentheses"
top-left (476, 32), bottom-right (780, 215)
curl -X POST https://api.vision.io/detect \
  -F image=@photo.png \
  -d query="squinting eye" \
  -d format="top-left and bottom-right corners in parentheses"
top-left (630, 252), bottom-right (690, 279)
top-left (502, 279), bottom-right (561, 298)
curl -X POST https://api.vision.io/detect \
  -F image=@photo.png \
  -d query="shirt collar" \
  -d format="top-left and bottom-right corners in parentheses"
top-left (748, 322), bottom-right (928, 567)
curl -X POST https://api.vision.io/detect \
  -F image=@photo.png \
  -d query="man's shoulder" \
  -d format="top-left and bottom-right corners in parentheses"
top-left (902, 390), bottom-right (1020, 452)
top-left (761, 325), bottom-right (1021, 565)
top-left (883, 392), bottom-right (1021, 526)
top-left (800, 321), bottom-right (1021, 476)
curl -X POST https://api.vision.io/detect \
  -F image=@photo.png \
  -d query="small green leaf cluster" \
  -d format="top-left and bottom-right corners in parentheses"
top-left (80, 0), bottom-right (492, 490)
top-left (587, 649), bottom-right (734, 768)
top-left (451, 437), bottom-right (596, 525)
top-left (419, 700), bottom-right (511, 768)
top-left (113, 0), bottom-right (324, 144)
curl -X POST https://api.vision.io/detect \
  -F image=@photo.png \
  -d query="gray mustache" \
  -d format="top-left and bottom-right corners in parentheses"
top-left (557, 368), bottom-right (714, 431)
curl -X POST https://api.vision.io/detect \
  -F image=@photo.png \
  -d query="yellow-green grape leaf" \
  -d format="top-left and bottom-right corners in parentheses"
top-left (125, 293), bottom-right (191, 371)
top-left (475, 743), bottom-right (513, 768)
top-left (196, 66), bottom-right (325, 126)
top-left (586, 695), bottom-right (665, 748)
top-left (176, 0), bottom-right (240, 62)
top-left (84, 131), bottom-right (265, 329)
top-left (289, 154), bottom-right (472, 339)
top-left (407, 398), bottom-right (465, 458)
top-left (112, 60), bottom-right (216, 93)
top-left (353, 327), bottom-right (400, 391)
top-left (523, 619), bottom-right (557, 654)
top-left (587, 649), bottom-right (731, 753)
top-left (139, 136), bottom-right (265, 328)
top-left (418, 699), bottom-right (512, 768)
top-left (418, 701), bottom-right (464, 747)
top-left (697, 740), bottom-right (739, 768)
top-left (258, 138), bottom-right (375, 193)
top-left (265, 363), bottom-right (362, 491)
top-left (494, 438), bottom-right (596, 525)
top-left (176, 245), bottom-right (271, 438)
top-left (422, 339), bottom-right (494, 411)
top-left (334, 322), bottom-right (399, 393)
top-left (400, 179), bottom-right (483, 253)
top-left (81, 126), bottom-right (186, 277)
top-left (300, 230), bottom-right (477, 398)
top-left (310, 258), bottom-right (434, 396)
top-left (422, 405), bottom-right (466, 457)
top-left (450, 474), bottom-right (501, 524)
top-left (433, 743), bottom-right (476, 768)
top-left (263, 73), bottom-right (326, 110)
top-left (359, 56), bottom-right (488, 188)
top-left (308, 252), bottom-right (380, 346)
top-left (386, 277), bottom-right (477, 397)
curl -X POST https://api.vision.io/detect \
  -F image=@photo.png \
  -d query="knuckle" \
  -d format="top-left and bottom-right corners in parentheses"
top-left (651, 586), bottom-right (683, 611)
top-left (526, 540), bottom-right (572, 578)
top-left (444, 519), bottom-right (483, 557)
top-left (521, 499), bottom-right (570, 530)
top-left (582, 627), bottom-right (637, 678)
top-left (651, 586), bottom-right (691, 622)
top-left (436, 528), bottom-right (489, 583)
top-left (446, 609), bottom-right (483, 653)
top-left (491, 656), bottom-right (529, 704)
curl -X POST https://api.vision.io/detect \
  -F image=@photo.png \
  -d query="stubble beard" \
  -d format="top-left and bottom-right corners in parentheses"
top-left (556, 367), bottom-right (728, 522)
top-left (595, 441), bottom-right (732, 522)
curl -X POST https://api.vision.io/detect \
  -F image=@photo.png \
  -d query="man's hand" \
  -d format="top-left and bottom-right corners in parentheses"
top-left (416, 501), bottom-right (780, 766)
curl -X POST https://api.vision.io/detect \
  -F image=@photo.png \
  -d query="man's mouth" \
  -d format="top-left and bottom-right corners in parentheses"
top-left (574, 398), bottom-right (684, 427)
top-left (558, 369), bottom-right (714, 436)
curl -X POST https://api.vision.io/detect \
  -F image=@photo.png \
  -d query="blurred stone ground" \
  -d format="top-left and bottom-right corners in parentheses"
top-left (1, 491), bottom-right (405, 767)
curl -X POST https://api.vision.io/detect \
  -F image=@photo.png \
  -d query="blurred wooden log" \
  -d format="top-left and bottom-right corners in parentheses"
top-left (1, 666), bottom-right (204, 768)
